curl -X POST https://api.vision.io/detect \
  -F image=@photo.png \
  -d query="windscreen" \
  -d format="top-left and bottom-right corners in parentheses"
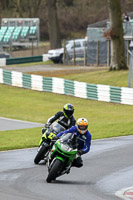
top-left (60, 133), bottom-right (77, 149)
top-left (51, 122), bottom-right (65, 134)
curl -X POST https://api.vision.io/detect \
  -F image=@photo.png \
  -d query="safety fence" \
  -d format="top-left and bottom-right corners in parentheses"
top-left (0, 68), bottom-right (133, 105)
top-left (64, 40), bottom-right (130, 66)
top-left (0, 54), bottom-right (48, 66)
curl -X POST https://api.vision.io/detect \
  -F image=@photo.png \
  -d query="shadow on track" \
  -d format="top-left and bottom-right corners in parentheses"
top-left (47, 179), bottom-right (94, 186)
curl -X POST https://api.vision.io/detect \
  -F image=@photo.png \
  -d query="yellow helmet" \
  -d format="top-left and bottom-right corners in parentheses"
top-left (77, 118), bottom-right (88, 134)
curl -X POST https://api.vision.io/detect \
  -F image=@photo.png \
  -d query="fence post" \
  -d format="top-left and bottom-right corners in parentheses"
top-left (73, 40), bottom-right (76, 65)
top-left (128, 50), bottom-right (133, 88)
top-left (84, 40), bottom-right (87, 66)
top-left (63, 40), bottom-right (66, 64)
top-left (127, 40), bottom-right (129, 67)
top-left (64, 40), bottom-right (71, 65)
top-left (31, 38), bottom-right (34, 56)
top-left (96, 40), bottom-right (99, 66)
top-left (107, 40), bottom-right (110, 67)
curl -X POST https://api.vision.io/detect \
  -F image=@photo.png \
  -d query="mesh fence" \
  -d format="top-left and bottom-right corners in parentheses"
top-left (86, 41), bottom-right (109, 65)
top-left (64, 40), bottom-right (109, 66)
top-left (64, 40), bottom-right (129, 66)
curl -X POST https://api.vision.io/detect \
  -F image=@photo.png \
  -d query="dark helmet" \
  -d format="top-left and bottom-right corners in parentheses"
top-left (63, 103), bottom-right (74, 118)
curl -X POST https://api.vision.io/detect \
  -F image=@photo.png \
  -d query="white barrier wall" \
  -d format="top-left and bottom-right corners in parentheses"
top-left (0, 68), bottom-right (133, 105)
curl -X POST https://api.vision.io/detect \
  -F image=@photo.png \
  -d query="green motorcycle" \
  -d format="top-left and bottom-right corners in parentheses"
top-left (46, 132), bottom-right (78, 183)
top-left (34, 122), bottom-right (65, 164)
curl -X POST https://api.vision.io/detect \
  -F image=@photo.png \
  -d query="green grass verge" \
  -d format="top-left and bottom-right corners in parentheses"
top-left (61, 69), bottom-right (129, 87)
top-left (0, 128), bottom-right (40, 151)
top-left (0, 83), bottom-right (133, 151)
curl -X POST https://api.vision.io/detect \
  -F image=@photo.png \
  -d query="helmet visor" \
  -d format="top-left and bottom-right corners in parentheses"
top-left (65, 110), bottom-right (74, 118)
top-left (78, 125), bottom-right (87, 131)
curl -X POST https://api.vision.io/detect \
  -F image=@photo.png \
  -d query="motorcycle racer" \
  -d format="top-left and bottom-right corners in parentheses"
top-left (55, 118), bottom-right (91, 168)
top-left (42, 103), bottom-right (76, 133)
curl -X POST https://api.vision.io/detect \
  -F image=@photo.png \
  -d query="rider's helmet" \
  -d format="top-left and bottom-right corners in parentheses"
top-left (63, 103), bottom-right (74, 118)
top-left (77, 118), bottom-right (88, 134)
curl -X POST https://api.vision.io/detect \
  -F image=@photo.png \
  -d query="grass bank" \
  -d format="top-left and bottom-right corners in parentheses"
top-left (0, 83), bottom-right (133, 151)
top-left (34, 67), bottom-right (129, 87)
top-left (61, 69), bottom-right (129, 87)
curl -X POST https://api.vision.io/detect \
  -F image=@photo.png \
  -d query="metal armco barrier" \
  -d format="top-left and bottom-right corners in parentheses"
top-left (0, 54), bottom-right (49, 66)
top-left (0, 68), bottom-right (133, 105)
top-left (6, 55), bottom-right (43, 65)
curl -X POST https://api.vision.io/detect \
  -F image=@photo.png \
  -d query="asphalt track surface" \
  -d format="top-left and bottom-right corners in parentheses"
top-left (0, 117), bottom-right (133, 200)
top-left (0, 65), bottom-right (132, 199)
top-left (1, 64), bottom-right (108, 73)
top-left (0, 117), bottom-right (43, 131)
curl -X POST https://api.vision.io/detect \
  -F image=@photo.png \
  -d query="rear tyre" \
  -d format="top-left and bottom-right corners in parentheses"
top-left (46, 159), bottom-right (63, 183)
top-left (34, 144), bottom-right (48, 164)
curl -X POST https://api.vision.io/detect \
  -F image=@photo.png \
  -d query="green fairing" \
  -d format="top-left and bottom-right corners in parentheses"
top-left (56, 156), bottom-right (65, 162)
top-left (39, 131), bottom-right (47, 145)
top-left (51, 140), bottom-right (77, 165)
top-left (39, 138), bottom-right (43, 146)
top-left (39, 130), bottom-right (56, 146)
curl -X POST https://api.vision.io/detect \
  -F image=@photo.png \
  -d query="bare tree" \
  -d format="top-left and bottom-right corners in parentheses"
top-left (26, 0), bottom-right (42, 17)
top-left (0, 0), bottom-right (9, 9)
top-left (0, 0), bottom-right (42, 18)
top-left (107, 0), bottom-right (128, 70)
top-left (46, 0), bottom-right (61, 49)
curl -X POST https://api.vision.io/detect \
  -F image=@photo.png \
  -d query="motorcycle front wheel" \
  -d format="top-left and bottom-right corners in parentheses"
top-left (34, 144), bottom-right (48, 164)
top-left (46, 159), bottom-right (63, 183)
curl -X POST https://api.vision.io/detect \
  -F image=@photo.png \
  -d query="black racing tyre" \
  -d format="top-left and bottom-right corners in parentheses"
top-left (46, 159), bottom-right (63, 183)
top-left (34, 144), bottom-right (48, 164)
top-left (53, 59), bottom-right (60, 64)
top-left (60, 54), bottom-right (63, 64)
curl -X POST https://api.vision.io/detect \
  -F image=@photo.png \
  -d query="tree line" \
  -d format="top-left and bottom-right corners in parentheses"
top-left (0, 0), bottom-right (132, 41)
top-left (0, 0), bottom-right (132, 70)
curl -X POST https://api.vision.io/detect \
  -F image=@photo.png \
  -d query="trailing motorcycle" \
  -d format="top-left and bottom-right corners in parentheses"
top-left (46, 132), bottom-right (78, 183)
top-left (34, 122), bottom-right (65, 164)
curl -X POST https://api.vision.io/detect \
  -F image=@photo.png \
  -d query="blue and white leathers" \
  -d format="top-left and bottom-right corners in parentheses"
top-left (57, 126), bottom-right (91, 154)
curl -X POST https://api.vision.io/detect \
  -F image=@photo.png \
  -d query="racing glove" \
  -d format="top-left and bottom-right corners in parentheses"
top-left (42, 128), bottom-right (46, 134)
top-left (45, 123), bottom-right (51, 128)
top-left (77, 150), bottom-right (84, 155)
top-left (51, 136), bottom-right (59, 142)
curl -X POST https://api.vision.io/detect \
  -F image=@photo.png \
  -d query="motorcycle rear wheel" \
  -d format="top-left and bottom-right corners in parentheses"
top-left (34, 144), bottom-right (48, 164)
top-left (46, 159), bottom-right (63, 183)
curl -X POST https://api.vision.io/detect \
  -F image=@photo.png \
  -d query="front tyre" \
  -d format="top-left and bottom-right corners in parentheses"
top-left (46, 159), bottom-right (63, 183)
top-left (34, 144), bottom-right (48, 164)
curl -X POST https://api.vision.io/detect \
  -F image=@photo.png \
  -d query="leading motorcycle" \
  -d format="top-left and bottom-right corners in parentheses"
top-left (34, 122), bottom-right (65, 164)
top-left (46, 132), bottom-right (78, 183)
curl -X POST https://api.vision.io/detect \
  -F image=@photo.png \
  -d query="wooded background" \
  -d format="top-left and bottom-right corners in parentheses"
top-left (0, 0), bottom-right (133, 41)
